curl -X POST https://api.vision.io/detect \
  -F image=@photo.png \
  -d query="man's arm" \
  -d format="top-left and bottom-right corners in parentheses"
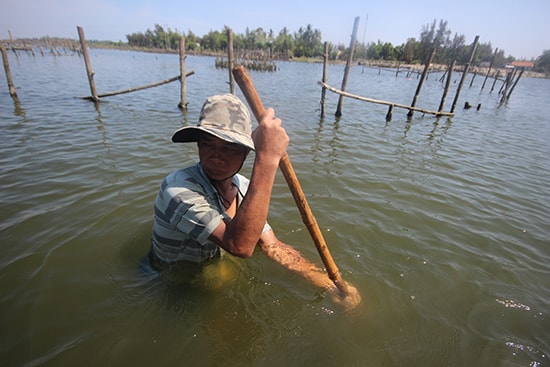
top-left (259, 229), bottom-right (362, 310)
top-left (209, 108), bottom-right (289, 258)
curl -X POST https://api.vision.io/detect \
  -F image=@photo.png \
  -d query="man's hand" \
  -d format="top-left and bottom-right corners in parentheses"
top-left (328, 281), bottom-right (362, 312)
top-left (252, 108), bottom-right (289, 165)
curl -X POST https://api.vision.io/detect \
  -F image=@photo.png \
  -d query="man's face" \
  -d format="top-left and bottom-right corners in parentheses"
top-left (198, 133), bottom-right (249, 181)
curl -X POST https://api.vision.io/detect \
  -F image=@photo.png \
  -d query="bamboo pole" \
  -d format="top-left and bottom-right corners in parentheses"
top-left (320, 81), bottom-right (454, 117)
top-left (1, 46), bottom-right (19, 101)
top-left (178, 36), bottom-right (188, 110)
top-left (77, 26), bottom-right (98, 102)
top-left (407, 47), bottom-right (435, 118)
top-left (320, 41), bottom-right (329, 118)
top-left (450, 35), bottom-right (480, 113)
top-left (233, 66), bottom-right (352, 297)
top-left (226, 27), bottom-right (235, 94)
top-left (81, 71), bottom-right (194, 100)
top-left (335, 16), bottom-right (360, 117)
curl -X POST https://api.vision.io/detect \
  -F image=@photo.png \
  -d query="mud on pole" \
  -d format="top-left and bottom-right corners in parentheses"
top-left (77, 26), bottom-right (99, 102)
top-left (335, 16), bottom-right (360, 117)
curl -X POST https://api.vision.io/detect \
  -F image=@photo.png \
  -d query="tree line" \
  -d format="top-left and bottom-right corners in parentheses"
top-left (124, 20), bottom-right (549, 74)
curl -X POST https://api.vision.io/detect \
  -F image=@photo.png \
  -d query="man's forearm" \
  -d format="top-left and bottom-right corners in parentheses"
top-left (223, 158), bottom-right (279, 256)
top-left (260, 240), bottom-right (336, 291)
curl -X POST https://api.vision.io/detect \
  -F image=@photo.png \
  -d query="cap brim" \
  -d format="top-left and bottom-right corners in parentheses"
top-left (171, 126), bottom-right (254, 151)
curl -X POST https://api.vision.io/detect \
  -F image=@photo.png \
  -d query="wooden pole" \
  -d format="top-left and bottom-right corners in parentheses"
top-left (335, 16), bottom-right (360, 117)
top-left (226, 27), bottom-right (235, 94)
top-left (499, 68), bottom-right (514, 97)
top-left (481, 48), bottom-right (498, 92)
top-left (81, 72), bottom-right (194, 100)
top-left (320, 41), bottom-right (329, 118)
top-left (178, 36), bottom-right (188, 110)
top-left (505, 68), bottom-right (524, 101)
top-left (491, 70), bottom-right (500, 92)
top-left (77, 26), bottom-right (99, 102)
top-left (408, 47), bottom-right (435, 118)
top-left (438, 60), bottom-right (455, 113)
top-left (233, 65), bottom-right (351, 297)
top-left (386, 105), bottom-right (394, 122)
top-left (1, 46), bottom-right (19, 100)
top-left (177, 36), bottom-right (187, 109)
top-left (450, 35), bottom-right (479, 113)
top-left (469, 71), bottom-right (477, 87)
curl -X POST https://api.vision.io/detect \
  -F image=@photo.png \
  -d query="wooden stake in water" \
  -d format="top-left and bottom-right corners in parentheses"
top-left (77, 26), bottom-right (99, 102)
top-left (178, 36), bottom-right (187, 110)
top-left (1, 45), bottom-right (19, 101)
top-left (336, 16), bottom-right (360, 117)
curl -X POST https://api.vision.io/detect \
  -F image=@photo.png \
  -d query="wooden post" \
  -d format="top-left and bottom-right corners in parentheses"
top-left (320, 41), bottom-right (329, 118)
top-left (77, 26), bottom-right (99, 102)
top-left (386, 105), bottom-right (394, 122)
top-left (481, 48), bottom-right (497, 92)
top-left (469, 70), bottom-right (477, 87)
top-left (1, 46), bottom-right (19, 100)
top-left (438, 60), bottom-right (455, 114)
top-left (178, 36), bottom-right (187, 110)
top-left (499, 68), bottom-right (514, 96)
top-left (491, 70), bottom-right (500, 92)
top-left (505, 68), bottom-right (524, 101)
top-left (335, 16), bottom-right (360, 117)
top-left (450, 35), bottom-right (479, 113)
top-left (408, 47), bottom-right (435, 118)
top-left (226, 27), bottom-right (235, 94)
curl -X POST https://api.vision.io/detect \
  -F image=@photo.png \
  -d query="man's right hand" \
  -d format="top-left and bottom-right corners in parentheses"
top-left (252, 107), bottom-right (289, 165)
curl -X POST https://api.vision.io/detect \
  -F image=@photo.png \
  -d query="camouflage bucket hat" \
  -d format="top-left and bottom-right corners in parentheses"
top-left (171, 94), bottom-right (254, 150)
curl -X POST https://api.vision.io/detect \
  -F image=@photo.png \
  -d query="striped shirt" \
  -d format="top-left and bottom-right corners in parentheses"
top-left (151, 163), bottom-right (271, 264)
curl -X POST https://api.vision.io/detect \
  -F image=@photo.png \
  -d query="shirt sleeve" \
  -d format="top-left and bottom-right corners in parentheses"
top-left (163, 184), bottom-right (226, 246)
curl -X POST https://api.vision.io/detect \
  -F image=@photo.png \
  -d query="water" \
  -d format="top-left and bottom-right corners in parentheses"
top-left (1, 49), bottom-right (549, 366)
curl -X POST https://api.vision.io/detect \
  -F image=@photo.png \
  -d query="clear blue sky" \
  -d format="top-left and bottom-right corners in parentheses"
top-left (2, 0), bottom-right (548, 60)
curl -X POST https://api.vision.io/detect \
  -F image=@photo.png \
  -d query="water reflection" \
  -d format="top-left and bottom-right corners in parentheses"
top-left (311, 116), bottom-right (341, 176)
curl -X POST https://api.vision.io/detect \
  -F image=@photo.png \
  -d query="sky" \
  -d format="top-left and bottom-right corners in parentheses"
top-left (1, 0), bottom-right (548, 60)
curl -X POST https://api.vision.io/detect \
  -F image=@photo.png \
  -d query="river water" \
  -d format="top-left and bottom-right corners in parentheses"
top-left (1, 49), bottom-right (549, 366)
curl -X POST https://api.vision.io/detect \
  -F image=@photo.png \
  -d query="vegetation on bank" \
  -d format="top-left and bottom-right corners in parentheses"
top-left (119, 20), bottom-right (549, 76)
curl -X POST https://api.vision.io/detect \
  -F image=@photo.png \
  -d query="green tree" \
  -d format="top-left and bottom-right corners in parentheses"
top-left (294, 24), bottom-right (322, 57)
top-left (402, 38), bottom-right (416, 63)
top-left (273, 27), bottom-right (294, 57)
top-left (201, 29), bottom-right (226, 51)
top-left (419, 19), bottom-right (451, 63)
top-left (535, 49), bottom-right (550, 75)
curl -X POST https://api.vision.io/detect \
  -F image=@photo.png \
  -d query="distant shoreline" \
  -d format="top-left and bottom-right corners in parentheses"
top-left (2, 38), bottom-right (546, 79)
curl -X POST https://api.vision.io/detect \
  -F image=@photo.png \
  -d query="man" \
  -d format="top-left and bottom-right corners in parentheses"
top-left (151, 94), bottom-right (359, 309)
